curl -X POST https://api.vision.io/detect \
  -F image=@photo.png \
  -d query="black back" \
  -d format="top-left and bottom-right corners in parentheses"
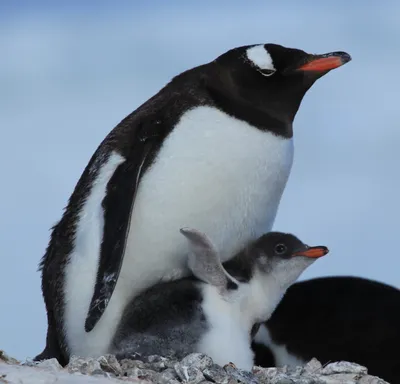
top-left (253, 276), bottom-right (400, 384)
top-left (111, 277), bottom-right (207, 359)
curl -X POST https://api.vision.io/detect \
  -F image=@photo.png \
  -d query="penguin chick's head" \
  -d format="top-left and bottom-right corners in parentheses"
top-left (221, 232), bottom-right (329, 325)
top-left (180, 228), bottom-right (328, 293)
top-left (207, 43), bottom-right (351, 124)
top-left (250, 232), bottom-right (329, 290)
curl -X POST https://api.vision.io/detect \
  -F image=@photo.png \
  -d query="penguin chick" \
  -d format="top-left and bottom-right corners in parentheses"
top-left (111, 228), bottom-right (328, 371)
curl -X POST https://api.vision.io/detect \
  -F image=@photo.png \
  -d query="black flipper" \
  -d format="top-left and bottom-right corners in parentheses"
top-left (84, 120), bottom-right (163, 333)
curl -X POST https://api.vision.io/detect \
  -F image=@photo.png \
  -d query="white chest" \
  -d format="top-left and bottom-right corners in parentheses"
top-left (122, 106), bottom-right (294, 285)
top-left (197, 284), bottom-right (255, 370)
top-left (196, 276), bottom-right (286, 370)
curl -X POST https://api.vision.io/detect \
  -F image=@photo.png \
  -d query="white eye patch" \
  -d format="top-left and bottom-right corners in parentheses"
top-left (246, 45), bottom-right (276, 76)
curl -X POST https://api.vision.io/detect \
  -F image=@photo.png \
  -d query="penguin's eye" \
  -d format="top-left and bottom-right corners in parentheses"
top-left (258, 68), bottom-right (276, 77)
top-left (274, 243), bottom-right (287, 255)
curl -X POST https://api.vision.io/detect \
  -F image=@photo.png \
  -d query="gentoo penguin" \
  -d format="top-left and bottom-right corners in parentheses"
top-left (112, 228), bottom-right (329, 371)
top-left (35, 43), bottom-right (351, 364)
top-left (252, 276), bottom-right (400, 384)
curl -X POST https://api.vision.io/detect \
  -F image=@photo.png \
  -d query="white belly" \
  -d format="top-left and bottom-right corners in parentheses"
top-left (64, 105), bottom-right (294, 357)
top-left (254, 324), bottom-right (306, 368)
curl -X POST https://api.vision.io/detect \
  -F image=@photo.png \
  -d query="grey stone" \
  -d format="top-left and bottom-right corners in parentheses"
top-left (146, 360), bottom-right (168, 372)
top-left (174, 353), bottom-right (213, 383)
top-left (282, 365), bottom-right (304, 376)
top-left (155, 367), bottom-right (180, 384)
top-left (164, 359), bottom-right (179, 369)
top-left (320, 361), bottom-right (368, 376)
top-left (358, 375), bottom-right (390, 384)
top-left (91, 368), bottom-right (108, 377)
top-left (119, 358), bottom-right (146, 376)
top-left (132, 368), bottom-right (162, 382)
top-left (178, 353), bottom-right (213, 371)
top-left (223, 364), bottom-right (258, 384)
top-left (0, 351), bottom-right (19, 365)
top-left (304, 359), bottom-right (323, 374)
top-left (146, 355), bottom-right (168, 363)
top-left (36, 358), bottom-right (63, 372)
top-left (253, 366), bottom-right (326, 384)
top-left (174, 364), bottom-right (204, 383)
top-left (0, 360), bottom-right (149, 383)
top-left (253, 366), bottom-right (279, 381)
top-left (295, 376), bottom-right (325, 384)
top-left (268, 373), bottom-right (294, 384)
top-left (318, 373), bottom-right (360, 384)
top-left (0, 350), bottom-right (393, 384)
top-left (142, 354), bottom-right (171, 371)
top-left (97, 355), bottom-right (122, 376)
top-left (203, 364), bottom-right (230, 384)
top-left (67, 356), bottom-right (102, 375)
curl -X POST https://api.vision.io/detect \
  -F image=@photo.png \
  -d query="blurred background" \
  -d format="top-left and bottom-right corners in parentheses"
top-left (1, 0), bottom-right (399, 361)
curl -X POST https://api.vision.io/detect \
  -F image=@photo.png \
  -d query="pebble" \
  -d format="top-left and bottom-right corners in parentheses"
top-left (224, 363), bottom-right (258, 384)
top-left (36, 358), bottom-right (63, 372)
top-left (358, 375), bottom-right (390, 384)
top-left (178, 353), bottom-right (213, 371)
top-left (67, 356), bottom-right (102, 375)
top-left (303, 358), bottom-right (323, 374)
top-left (320, 361), bottom-right (368, 376)
top-left (173, 353), bottom-right (213, 384)
top-left (203, 363), bottom-right (231, 384)
top-left (0, 350), bottom-right (392, 384)
top-left (174, 364), bottom-right (204, 383)
top-left (98, 355), bottom-right (122, 376)
top-left (155, 367), bottom-right (181, 383)
top-left (119, 358), bottom-right (146, 376)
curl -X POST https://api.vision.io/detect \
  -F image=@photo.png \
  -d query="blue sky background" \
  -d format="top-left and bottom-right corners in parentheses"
top-left (1, 1), bottom-right (399, 360)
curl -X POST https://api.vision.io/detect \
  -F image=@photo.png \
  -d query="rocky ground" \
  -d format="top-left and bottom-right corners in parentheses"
top-left (0, 350), bottom-right (389, 384)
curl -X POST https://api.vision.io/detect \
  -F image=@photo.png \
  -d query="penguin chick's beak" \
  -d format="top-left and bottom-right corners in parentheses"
top-left (292, 245), bottom-right (329, 259)
top-left (297, 51), bottom-right (351, 72)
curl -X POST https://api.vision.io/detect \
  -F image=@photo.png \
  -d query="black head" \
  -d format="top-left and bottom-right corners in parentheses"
top-left (250, 232), bottom-right (329, 289)
top-left (205, 43), bottom-right (351, 136)
top-left (223, 232), bottom-right (329, 284)
top-left (254, 232), bottom-right (329, 261)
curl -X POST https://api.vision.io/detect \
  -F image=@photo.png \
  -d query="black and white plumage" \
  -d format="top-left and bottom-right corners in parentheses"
top-left (35, 43), bottom-right (351, 364)
top-left (112, 228), bottom-right (328, 370)
top-left (252, 276), bottom-right (400, 384)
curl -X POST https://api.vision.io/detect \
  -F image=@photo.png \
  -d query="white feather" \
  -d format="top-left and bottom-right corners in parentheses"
top-left (63, 105), bottom-right (294, 357)
top-left (64, 152), bottom-right (125, 356)
top-left (246, 45), bottom-right (275, 71)
top-left (254, 324), bottom-right (306, 368)
top-left (197, 284), bottom-right (255, 370)
top-left (197, 269), bottom-right (291, 370)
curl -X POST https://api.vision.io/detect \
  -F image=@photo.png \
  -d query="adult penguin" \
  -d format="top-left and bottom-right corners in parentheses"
top-left (35, 43), bottom-right (351, 364)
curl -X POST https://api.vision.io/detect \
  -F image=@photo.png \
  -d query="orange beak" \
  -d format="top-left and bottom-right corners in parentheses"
top-left (297, 52), bottom-right (351, 72)
top-left (293, 246), bottom-right (329, 258)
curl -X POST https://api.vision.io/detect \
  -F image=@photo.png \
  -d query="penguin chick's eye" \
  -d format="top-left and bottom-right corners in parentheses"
top-left (274, 243), bottom-right (287, 255)
top-left (258, 68), bottom-right (276, 77)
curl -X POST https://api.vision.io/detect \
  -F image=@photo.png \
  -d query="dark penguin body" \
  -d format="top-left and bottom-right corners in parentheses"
top-left (35, 43), bottom-right (351, 363)
top-left (252, 276), bottom-right (400, 384)
top-left (112, 229), bottom-right (328, 370)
